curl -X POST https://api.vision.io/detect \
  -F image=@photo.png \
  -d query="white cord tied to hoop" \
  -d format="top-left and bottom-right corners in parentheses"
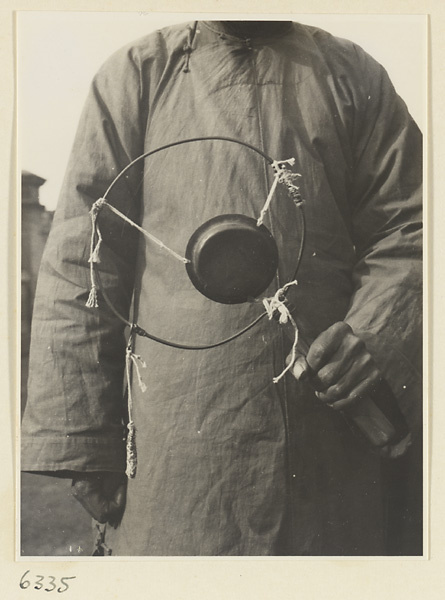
top-left (256, 159), bottom-right (302, 227)
top-left (86, 196), bottom-right (190, 309)
top-left (263, 280), bottom-right (300, 384)
top-left (86, 198), bottom-right (108, 308)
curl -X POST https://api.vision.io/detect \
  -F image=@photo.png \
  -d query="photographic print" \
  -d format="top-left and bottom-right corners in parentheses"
top-left (18, 11), bottom-right (425, 561)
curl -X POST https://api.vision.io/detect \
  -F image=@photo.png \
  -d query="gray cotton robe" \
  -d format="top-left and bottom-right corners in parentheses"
top-left (21, 21), bottom-right (423, 556)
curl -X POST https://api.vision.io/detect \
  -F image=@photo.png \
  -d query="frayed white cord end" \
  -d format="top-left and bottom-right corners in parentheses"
top-left (127, 351), bottom-right (147, 393)
top-left (85, 285), bottom-right (99, 308)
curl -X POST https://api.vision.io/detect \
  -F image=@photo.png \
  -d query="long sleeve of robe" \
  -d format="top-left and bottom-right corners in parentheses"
top-left (21, 21), bottom-right (422, 556)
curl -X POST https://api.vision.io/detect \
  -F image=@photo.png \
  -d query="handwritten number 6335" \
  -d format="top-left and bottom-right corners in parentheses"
top-left (20, 571), bottom-right (76, 593)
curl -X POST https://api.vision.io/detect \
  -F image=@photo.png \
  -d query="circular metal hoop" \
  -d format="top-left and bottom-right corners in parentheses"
top-left (93, 136), bottom-right (306, 350)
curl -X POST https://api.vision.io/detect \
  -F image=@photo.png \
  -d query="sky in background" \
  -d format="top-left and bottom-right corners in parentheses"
top-left (17, 12), bottom-right (427, 210)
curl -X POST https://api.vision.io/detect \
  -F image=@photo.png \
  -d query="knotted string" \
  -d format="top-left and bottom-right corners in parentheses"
top-left (275, 160), bottom-right (304, 206)
top-left (256, 159), bottom-right (302, 227)
top-left (263, 280), bottom-right (300, 383)
top-left (86, 197), bottom-right (190, 308)
top-left (86, 198), bottom-right (107, 308)
top-left (125, 330), bottom-right (148, 479)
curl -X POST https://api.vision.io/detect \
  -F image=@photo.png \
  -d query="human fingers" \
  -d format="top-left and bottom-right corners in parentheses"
top-left (316, 349), bottom-right (380, 404)
top-left (314, 333), bottom-right (368, 390)
top-left (305, 322), bottom-right (353, 375)
top-left (316, 366), bottom-right (381, 410)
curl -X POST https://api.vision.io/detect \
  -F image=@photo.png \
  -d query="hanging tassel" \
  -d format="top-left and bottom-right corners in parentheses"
top-left (124, 330), bottom-right (148, 479)
top-left (85, 285), bottom-right (99, 308)
top-left (125, 420), bottom-right (137, 479)
top-left (125, 339), bottom-right (137, 479)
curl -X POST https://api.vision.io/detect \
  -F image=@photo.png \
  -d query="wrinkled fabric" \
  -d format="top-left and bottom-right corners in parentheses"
top-left (22, 21), bottom-right (422, 555)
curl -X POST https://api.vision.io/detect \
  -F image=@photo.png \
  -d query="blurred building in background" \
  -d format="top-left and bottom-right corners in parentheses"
top-left (21, 170), bottom-right (53, 414)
